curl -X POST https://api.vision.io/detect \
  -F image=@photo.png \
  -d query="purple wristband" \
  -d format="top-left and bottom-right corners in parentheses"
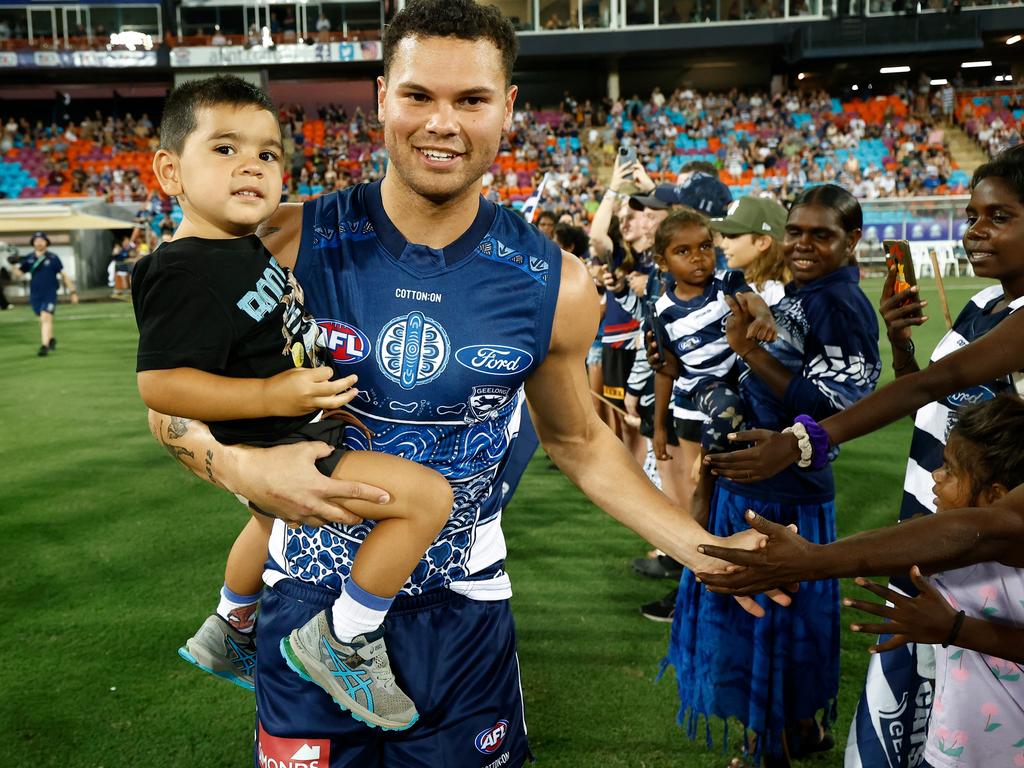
top-left (795, 414), bottom-right (830, 470)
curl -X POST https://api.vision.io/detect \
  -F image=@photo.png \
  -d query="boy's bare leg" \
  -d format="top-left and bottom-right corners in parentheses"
top-left (280, 451), bottom-right (452, 730)
top-left (329, 451), bottom-right (453, 597)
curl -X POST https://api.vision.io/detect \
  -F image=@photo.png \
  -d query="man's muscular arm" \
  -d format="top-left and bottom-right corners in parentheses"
top-left (146, 408), bottom-right (387, 527)
top-left (257, 203), bottom-right (304, 268)
top-left (525, 254), bottom-right (756, 574)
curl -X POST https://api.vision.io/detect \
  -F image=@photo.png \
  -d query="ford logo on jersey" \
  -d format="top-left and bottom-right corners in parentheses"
top-left (943, 384), bottom-right (996, 410)
top-left (475, 720), bottom-right (509, 754)
top-left (455, 345), bottom-right (533, 376)
top-left (318, 319), bottom-right (371, 365)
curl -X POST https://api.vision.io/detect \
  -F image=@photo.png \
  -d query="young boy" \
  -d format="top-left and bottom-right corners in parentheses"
top-left (649, 209), bottom-right (776, 457)
top-left (847, 394), bottom-right (1024, 768)
top-left (10, 231), bottom-right (78, 355)
top-left (132, 75), bottom-right (454, 731)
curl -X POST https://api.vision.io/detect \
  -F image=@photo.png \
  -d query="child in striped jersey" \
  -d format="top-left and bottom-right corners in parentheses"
top-left (651, 208), bottom-right (777, 455)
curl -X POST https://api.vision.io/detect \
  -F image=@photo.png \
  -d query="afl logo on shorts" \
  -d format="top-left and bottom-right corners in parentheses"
top-left (318, 319), bottom-right (370, 365)
top-left (475, 719), bottom-right (509, 754)
top-left (376, 311), bottom-right (450, 390)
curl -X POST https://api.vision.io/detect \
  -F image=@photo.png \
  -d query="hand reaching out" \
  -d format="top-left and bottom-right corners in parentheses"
top-left (846, 566), bottom-right (957, 653)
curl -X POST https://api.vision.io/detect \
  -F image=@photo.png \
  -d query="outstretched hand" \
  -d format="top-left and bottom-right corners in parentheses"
top-left (695, 525), bottom-right (797, 617)
top-left (695, 510), bottom-right (812, 595)
top-left (846, 566), bottom-right (958, 653)
top-left (703, 429), bottom-right (801, 482)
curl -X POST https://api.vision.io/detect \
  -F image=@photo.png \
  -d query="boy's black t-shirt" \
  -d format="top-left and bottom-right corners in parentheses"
top-left (132, 235), bottom-right (315, 444)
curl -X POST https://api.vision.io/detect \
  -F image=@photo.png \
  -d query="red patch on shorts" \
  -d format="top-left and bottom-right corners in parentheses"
top-left (257, 721), bottom-right (330, 768)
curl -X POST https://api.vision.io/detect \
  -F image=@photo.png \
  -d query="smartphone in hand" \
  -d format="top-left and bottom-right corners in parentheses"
top-left (618, 144), bottom-right (637, 167)
top-left (883, 239), bottom-right (922, 317)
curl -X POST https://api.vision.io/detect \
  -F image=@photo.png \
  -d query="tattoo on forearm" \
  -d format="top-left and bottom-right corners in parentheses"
top-left (205, 450), bottom-right (215, 484)
top-left (157, 417), bottom-right (195, 464)
top-left (168, 416), bottom-right (190, 440)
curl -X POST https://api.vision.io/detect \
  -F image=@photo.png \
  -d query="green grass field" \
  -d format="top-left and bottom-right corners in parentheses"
top-left (0, 276), bottom-right (988, 767)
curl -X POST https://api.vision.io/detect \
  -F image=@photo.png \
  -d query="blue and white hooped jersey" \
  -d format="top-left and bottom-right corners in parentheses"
top-left (264, 182), bottom-right (562, 600)
top-left (654, 269), bottom-right (748, 396)
top-left (899, 285), bottom-right (1024, 522)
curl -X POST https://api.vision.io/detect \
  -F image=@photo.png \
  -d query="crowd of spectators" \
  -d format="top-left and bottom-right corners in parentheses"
top-left (0, 83), bottom-right (1019, 212)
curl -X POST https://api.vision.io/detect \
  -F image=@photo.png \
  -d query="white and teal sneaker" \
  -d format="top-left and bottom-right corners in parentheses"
top-left (280, 610), bottom-right (418, 731)
top-left (178, 614), bottom-right (256, 691)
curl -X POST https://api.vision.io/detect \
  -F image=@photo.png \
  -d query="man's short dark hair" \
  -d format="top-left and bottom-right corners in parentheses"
top-left (383, 0), bottom-right (518, 85)
top-left (159, 75), bottom-right (276, 154)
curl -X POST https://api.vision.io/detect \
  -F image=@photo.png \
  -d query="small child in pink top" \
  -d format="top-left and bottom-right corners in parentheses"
top-left (847, 394), bottom-right (1024, 768)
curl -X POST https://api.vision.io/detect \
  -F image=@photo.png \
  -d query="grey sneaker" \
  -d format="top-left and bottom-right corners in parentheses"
top-left (177, 614), bottom-right (256, 691)
top-left (280, 610), bottom-right (418, 731)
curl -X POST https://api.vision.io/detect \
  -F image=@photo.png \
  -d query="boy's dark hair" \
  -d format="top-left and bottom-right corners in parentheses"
top-left (654, 208), bottom-right (713, 260)
top-left (971, 144), bottom-right (1024, 204)
top-left (790, 183), bottom-right (863, 233)
top-left (536, 210), bottom-right (557, 226)
top-left (159, 75), bottom-right (276, 155)
top-left (553, 222), bottom-right (589, 256)
top-left (952, 394), bottom-right (1024, 499)
top-left (383, 0), bottom-right (518, 85)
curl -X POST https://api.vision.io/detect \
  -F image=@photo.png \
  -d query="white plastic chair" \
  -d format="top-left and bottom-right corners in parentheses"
top-left (930, 241), bottom-right (960, 277)
top-left (909, 241), bottom-right (934, 278)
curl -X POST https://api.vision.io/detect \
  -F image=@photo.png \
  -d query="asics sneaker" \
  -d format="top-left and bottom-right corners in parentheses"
top-left (280, 610), bottom-right (418, 731)
top-left (177, 614), bottom-right (256, 691)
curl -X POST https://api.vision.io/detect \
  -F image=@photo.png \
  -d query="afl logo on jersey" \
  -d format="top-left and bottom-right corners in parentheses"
top-left (318, 320), bottom-right (370, 365)
top-left (474, 720), bottom-right (509, 754)
top-left (376, 311), bottom-right (450, 390)
top-left (455, 345), bottom-right (534, 376)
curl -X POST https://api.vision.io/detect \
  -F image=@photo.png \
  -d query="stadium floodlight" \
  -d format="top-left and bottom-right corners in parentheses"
top-left (797, 72), bottom-right (807, 80)
top-left (995, 75), bottom-right (1005, 82)
top-left (930, 78), bottom-right (948, 86)
top-left (852, 84), bottom-right (859, 91)
top-left (961, 60), bottom-right (993, 68)
top-left (1007, 35), bottom-right (1021, 45)
top-left (879, 66), bottom-right (911, 74)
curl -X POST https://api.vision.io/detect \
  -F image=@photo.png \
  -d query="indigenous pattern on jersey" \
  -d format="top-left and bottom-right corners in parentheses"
top-left (848, 285), bottom-right (1024, 768)
top-left (654, 269), bottom-right (749, 396)
top-left (275, 182), bottom-right (562, 599)
top-left (726, 266), bottom-right (881, 504)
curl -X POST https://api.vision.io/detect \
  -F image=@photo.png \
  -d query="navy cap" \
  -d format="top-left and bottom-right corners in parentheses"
top-left (629, 173), bottom-right (733, 216)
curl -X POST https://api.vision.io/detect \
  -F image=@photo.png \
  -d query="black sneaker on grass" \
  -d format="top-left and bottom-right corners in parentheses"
top-left (631, 554), bottom-right (683, 580)
top-left (640, 588), bottom-right (678, 622)
top-left (48, 337), bottom-right (56, 351)
top-left (37, 345), bottom-right (48, 357)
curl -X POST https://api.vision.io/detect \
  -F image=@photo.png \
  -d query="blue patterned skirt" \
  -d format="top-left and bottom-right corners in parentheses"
top-left (666, 483), bottom-right (841, 758)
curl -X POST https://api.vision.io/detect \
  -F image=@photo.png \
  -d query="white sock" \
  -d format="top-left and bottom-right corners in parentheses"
top-left (329, 578), bottom-right (393, 643)
top-left (216, 585), bottom-right (260, 634)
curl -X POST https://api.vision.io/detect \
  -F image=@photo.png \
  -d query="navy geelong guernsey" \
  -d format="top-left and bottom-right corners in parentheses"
top-left (723, 265), bottom-right (881, 504)
top-left (270, 181), bottom-right (562, 600)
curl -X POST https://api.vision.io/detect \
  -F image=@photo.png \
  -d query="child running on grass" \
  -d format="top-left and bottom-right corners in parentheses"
top-left (846, 394), bottom-right (1024, 768)
top-left (131, 75), bottom-right (453, 731)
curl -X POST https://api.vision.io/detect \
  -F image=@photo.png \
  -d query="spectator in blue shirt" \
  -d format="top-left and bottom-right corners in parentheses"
top-left (10, 231), bottom-right (77, 356)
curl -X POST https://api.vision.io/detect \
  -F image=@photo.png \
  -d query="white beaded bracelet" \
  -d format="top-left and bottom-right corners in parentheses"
top-left (782, 422), bottom-right (813, 468)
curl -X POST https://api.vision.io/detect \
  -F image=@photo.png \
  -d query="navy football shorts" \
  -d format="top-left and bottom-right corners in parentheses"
top-left (255, 578), bottom-right (531, 768)
top-left (30, 292), bottom-right (57, 316)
